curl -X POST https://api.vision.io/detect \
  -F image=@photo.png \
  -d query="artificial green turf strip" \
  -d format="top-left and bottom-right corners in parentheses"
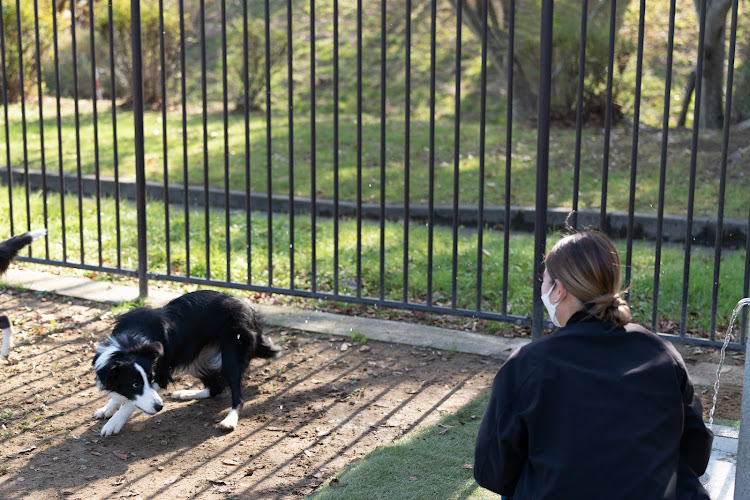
top-left (308, 393), bottom-right (497, 500)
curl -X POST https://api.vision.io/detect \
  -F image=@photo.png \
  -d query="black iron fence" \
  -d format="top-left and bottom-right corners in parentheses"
top-left (1, 0), bottom-right (748, 349)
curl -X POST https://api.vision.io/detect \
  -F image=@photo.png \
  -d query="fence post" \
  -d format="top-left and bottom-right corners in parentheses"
top-left (532, 0), bottom-right (553, 340)
top-left (130, 0), bottom-right (148, 298)
top-left (736, 321), bottom-right (750, 499)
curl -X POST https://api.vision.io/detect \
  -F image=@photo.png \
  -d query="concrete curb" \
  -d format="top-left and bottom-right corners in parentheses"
top-left (2, 269), bottom-right (525, 361)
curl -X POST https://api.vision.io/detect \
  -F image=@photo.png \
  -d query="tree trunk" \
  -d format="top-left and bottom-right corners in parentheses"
top-left (731, 40), bottom-right (750, 123)
top-left (695, 0), bottom-right (733, 129)
top-left (678, 70), bottom-right (696, 127)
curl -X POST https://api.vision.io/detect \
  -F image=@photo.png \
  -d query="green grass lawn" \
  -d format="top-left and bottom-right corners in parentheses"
top-left (2, 184), bottom-right (747, 336)
top-left (2, 0), bottom-right (749, 336)
top-left (3, 98), bottom-right (750, 220)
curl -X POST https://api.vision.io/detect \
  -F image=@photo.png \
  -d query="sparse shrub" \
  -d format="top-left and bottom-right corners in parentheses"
top-left (93, 0), bottom-right (182, 108)
top-left (42, 26), bottom-right (95, 101)
top-left (226, 16), bottom-right (287, 113)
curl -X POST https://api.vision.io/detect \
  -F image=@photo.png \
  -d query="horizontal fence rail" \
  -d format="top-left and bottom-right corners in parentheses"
top-left (1, 0), bottom-right (749, 350)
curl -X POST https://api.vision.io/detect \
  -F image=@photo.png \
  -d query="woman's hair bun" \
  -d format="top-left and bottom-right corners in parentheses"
top-left (587, 292), bottom-right (631, 326)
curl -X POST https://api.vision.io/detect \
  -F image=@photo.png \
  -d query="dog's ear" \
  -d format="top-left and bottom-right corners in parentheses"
top-left (98, 359), bottom-right (126, 387)
top-left (144, 341), bottom-right (164, 359)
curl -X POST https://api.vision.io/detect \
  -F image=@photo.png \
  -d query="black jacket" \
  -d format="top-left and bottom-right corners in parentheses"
top-left (474, 312), bottom-right (713, 499)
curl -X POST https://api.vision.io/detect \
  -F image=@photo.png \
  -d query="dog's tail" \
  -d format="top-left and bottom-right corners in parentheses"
top-left (256, 334), bottom-right (282, 359)
top-left (0, 229), bottom-right (46, 276)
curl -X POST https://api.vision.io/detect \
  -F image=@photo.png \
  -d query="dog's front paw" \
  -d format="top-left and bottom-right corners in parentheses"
top-left (100, 418), bottom-right (124, 437)
top-left (94, 405), bottom-right (118, 420)
top-left (218, 409), bottom-right (238, 431)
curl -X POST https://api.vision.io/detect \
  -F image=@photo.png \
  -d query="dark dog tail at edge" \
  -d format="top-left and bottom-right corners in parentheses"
top-left (256, 333), bottom-right (282, 360)
top-left (0, 228), bottom-right (46, 276)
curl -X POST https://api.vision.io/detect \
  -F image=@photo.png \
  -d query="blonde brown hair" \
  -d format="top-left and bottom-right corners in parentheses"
top-left (544, 230), bottom-right (631, 327)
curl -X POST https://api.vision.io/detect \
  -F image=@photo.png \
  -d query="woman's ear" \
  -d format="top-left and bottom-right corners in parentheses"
top-left (552, 279), bottom-right (566, 303)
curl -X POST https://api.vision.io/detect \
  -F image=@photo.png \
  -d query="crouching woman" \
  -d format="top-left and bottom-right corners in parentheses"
top-left (474, 230), bottom-right (713, 499)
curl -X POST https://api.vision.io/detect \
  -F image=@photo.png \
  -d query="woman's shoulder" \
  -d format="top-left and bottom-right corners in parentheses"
top-left (624, 322), bottom-right (691, 368)
top-left (624, 322), bottom-right (675, 348)
top-left (505, 333), bottom-right (554, 368)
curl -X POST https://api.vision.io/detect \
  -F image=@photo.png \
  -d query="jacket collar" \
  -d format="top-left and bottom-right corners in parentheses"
top-left (565, 309), bottom-right (598, 325)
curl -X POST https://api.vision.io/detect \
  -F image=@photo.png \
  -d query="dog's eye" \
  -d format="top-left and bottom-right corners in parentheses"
top-left (132, 379), bottom-right (142, 388)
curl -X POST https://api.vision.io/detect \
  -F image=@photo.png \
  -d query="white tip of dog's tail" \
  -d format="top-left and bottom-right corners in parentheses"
top-left (28, 228), bottom-right (46, 240)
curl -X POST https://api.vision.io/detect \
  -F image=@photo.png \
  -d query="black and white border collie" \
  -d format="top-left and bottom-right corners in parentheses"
top-left (93, 290), bottom-right (281, 436)
top-left (0, 228), bottom-right (46, 358)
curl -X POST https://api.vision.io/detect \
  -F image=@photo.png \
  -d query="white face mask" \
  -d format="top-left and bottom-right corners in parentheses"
top-left (541, 282), bottom-right (561, 327)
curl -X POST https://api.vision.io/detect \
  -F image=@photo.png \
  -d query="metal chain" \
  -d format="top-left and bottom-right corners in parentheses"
top-left (708, 300), bottom-right (750, 428)
top-left (708, 329), bottom-right (732, 428)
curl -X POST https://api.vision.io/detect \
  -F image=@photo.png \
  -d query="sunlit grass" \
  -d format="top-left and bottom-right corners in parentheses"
top-left (2, 185), bottom-right (747, 334)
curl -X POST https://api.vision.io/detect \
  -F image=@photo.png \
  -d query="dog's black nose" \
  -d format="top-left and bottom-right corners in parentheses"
top-left (154, 402), bottom-right (163, 413)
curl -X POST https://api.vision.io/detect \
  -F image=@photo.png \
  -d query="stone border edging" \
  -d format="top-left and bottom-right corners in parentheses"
top-left (2, 166), bottom-right (746, 247)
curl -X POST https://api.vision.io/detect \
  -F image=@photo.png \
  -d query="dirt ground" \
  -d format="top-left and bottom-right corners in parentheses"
top-left (0, 289), bottom-right (502, 499)
top-left (0, 289), bottom-right (743, 500)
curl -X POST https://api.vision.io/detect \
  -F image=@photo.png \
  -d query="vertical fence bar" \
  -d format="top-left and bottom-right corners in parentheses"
top-left (378, 0), bottom-right (386, 302)
top-left (426, 0), bottom-right (437, 307)
top-left (70, 0), bottom-right (84, 263)
top-left (287, 0), bottom-right (295, 290)
top-left (32, 0), bottom-right (48, 256)
top-left (51, 0), bottom-right (65, 260)
top-left (502, 0), bottom-right (515, 315)
top-left (532, 0), bottom-right (553, 340)
top-left (681, 0), bottom-right (707, 337)
top-left (131, 0), bottom-right (148, 297)
top-left (652, 0), bottom-right (676, 332)
top-left (309, 0), bottom-right (317, 293)
top-left (709, 0), bottom-right (739, 338)
top-left (0, 1), bottom-right (13, 235)
top-left (475, 0), bottom-right (488, 312)
top-left (14, 0), bottom-right (30, 238)
top-left (355, 0), bottom-right (363, 298)
top-left (332, 0), bottom-right (339, 295)
top-left (159, 0), bottom-right (171, 275)
top-left (178, 0), bottom-right (190, 278)
top-left (243, 0), bottom-right (252, 284)
top-left (625, 0), bottom-right (646, 300)
top-left (264, 0), bottom-right (273, 288)
top-left (108, 1), bottom-right (120, 269)
top-left (221, 0), bottom-right (230, 281)
top-left (571, 0), bottom-right (588, 230)
top-left (89, 1), bottom-right (102, 266)
top-left (0, 2), bottom-right (9, 233)
top-left (451, 0), bottom-right (462, 310)
top-left (599, 0), bottom-right (617, 230)
top-left (402, 0), bottom-right (411, 303)
top-left (199, 0), bottom-right (210, 280)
